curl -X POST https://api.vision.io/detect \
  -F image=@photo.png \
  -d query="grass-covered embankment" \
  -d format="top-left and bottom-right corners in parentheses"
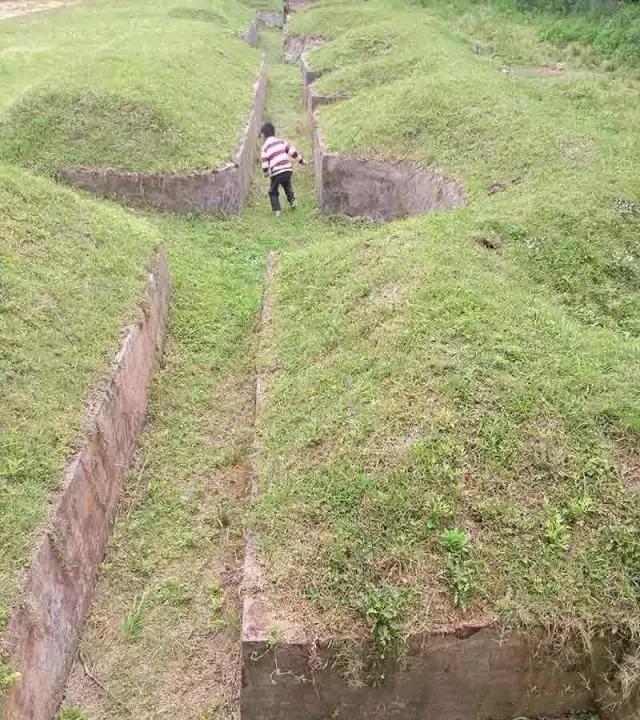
top-left (1, 0), bottom-right (267, 702)
top-left (420, 0), bottom-right (640, 74)
top-left (250, 0), bottom-right (640, 671)
top-left (295, 0), bottom-right (640, 335)
top-left (0, 165), bottom-right (158, 658)
top-left (0, 0), bottom-right (262, 172)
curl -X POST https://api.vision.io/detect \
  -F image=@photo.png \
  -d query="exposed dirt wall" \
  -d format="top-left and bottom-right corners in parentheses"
top-left (301, 58), bottom-right (467, 221)
top-left (1, 251), bottom-right (170, 720)
top-left (58, 59), bottom-right (268, 214)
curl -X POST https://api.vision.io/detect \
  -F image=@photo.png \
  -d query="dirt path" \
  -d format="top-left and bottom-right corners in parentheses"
top-left (0, 0), bottom-right (77, 20)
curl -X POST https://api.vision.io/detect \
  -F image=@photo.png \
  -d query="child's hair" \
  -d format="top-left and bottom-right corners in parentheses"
top-left (261, 122), bottom-right (276, 138)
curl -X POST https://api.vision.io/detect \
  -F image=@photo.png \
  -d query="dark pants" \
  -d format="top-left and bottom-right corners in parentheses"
top-left (268, 171), bottom-right (295, 212)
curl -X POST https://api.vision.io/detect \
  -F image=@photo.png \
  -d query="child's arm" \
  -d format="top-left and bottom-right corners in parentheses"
top-left (284, 141), bottom-right (305, 165)
top-left (261, 147), bottom-right (270, 176)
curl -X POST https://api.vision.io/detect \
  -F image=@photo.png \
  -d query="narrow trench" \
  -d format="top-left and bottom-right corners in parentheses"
top-left (60, 23), bottom-right (315, 720)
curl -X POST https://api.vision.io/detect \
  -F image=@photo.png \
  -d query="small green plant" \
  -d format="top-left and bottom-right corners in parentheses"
top-left (545, 511), bottom-right (571, 550)
top-left (566, 495), bottom-right (597, 522)
top-left (358, 586), bottom-right (408, 649)
top-left (55, 708), bottom-right (91, 720)
top-left (425, 496), bottom-right (454, 532)
top-left (439, 529), bottom-right (476, 607)
top-left (439, 527), bottom-right (470, 554)
top-left (151, 578), bottom-right (193, 606)
top-left (266, 627), bottom-right (284, 650)
top-left (120, 592), bottom-right (148, 640)
top-left (206, 581), bottom-right (236, 629)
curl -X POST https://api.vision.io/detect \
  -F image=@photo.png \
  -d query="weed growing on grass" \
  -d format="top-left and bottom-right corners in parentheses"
top-left (439, 529), bottom-right (476, 608)
top-left (566, 494), bottom-right (597, 522)
top-left (207, 582), bottom-right (237, 630)
top-left (358, 586), bottom-right (409, 650)
top-left (120, 579), bottom-right (194, 639)
top-left (120, 592), bottom-right (148, 641)
top-left (357, 586), bottom-right (412, 685)
top-left (544, 512), bottom-right (572, 551)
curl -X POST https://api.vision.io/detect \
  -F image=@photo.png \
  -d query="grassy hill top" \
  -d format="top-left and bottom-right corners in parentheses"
top-left (0, 0), bottom-right (262, 172)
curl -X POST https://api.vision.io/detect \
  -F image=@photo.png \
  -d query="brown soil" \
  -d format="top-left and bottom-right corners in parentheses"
top-left (0, 0), bottom-right (77, 20)
top-left (473, 234), bottom-right (502, 250)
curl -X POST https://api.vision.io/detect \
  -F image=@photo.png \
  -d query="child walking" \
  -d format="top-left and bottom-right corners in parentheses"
top-left (260, 122), bottom-right (304, 216)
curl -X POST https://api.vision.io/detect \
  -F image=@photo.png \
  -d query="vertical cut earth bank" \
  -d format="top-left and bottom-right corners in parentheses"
top-left (57, 59), bottom-right (268, 214)
top-left (1, 251), bottom-right (170, 720)
top-left (300, 58), bottom-right (467, 221)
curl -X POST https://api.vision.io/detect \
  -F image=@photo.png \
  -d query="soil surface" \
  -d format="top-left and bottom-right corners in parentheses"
top-left (0, 0), bottom-right (77, 20)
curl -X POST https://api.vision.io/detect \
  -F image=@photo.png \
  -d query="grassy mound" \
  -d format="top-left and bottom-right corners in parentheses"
top-left (254, 228), bottom-right (640, 635)
top-left (293, 0), bottom-right (640, 336)
top-left (249, 1), bottom-right (640, 656)
top-left (0, 0), bottom-right (262, 172)
top-left (0, 165), bottom-right (158, 635)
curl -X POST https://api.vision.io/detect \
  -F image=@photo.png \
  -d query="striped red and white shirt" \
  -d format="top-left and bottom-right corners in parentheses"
top-left (261, 136), bottom-right (304, 177)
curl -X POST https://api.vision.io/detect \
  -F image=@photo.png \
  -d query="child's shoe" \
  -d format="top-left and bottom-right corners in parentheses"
top-left (290, 199), bottom-right (297, 210)
top-left (273, 210), bottom-right (281, 217)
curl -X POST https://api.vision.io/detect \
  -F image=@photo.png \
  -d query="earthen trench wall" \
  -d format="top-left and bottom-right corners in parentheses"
top-left (1, 252), bottom-right (170, 720)
top-left (58, 59), bottom-right (268, 214)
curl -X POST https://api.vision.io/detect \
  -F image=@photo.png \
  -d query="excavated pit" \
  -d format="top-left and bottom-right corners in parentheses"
top-left (1, 251), bottom-right (170, 720)
top-left (58, 59), bottom-right (267, 214)
top-left (300, 59), bottom-right (467, 222)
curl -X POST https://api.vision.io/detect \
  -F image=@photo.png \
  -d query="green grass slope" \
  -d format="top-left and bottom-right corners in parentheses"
top-left (248, 0), bottom-right (640, 661)
top-left (419, 0), bottom-right (640, 74)
top-left (294, 0), bottom-right (640, 336)
top-left (0, 0), bottom-right (261, 172)
top-left (0, 165), bottom-right (158, 648)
